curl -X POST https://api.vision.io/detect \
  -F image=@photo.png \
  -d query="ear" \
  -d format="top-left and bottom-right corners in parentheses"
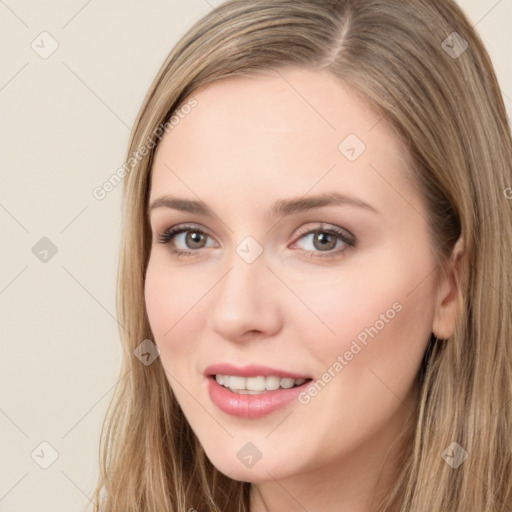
top-left (432, 236), bottom-right (465, 340)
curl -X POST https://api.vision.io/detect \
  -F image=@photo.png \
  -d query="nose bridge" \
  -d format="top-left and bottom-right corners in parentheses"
top-left (217, 242), bottom-right (267, 312)
top-left (209, 240), bottom-right (281, 339)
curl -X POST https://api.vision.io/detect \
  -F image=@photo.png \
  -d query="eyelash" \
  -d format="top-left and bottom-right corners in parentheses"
top-left (155, 223), bottom-right (356, 259)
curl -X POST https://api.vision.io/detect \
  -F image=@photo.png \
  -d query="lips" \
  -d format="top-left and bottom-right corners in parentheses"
top-left (203, 363), bottom-right (314, 418)
top-left (206, 374), bottom-right (313, 418)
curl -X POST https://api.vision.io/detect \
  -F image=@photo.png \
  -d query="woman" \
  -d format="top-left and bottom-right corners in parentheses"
top-left (91, 1), bottom-right (512, 510)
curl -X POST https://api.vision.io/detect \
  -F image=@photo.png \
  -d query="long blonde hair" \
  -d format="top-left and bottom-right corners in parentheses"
top-left (90, 1), bottom-right (512, 510)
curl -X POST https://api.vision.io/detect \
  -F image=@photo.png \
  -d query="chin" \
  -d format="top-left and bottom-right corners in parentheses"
top-left (205, 450), bottom-right (290, 483)
top-left (218, 465), bottom-right (280, 483)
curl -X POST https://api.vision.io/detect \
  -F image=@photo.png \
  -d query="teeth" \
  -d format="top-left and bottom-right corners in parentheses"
top-left (265, 376), bottom-right (281, 390)
top-left (246, 376), bottom-right (266, 391)
top-left (280, 378), bottom-right (295, 389)
top-left (214, 374), bottom-right (308, 393)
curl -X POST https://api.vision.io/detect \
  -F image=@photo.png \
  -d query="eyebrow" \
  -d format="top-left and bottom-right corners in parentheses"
top-left (148, 192), bottom-right (379, 218)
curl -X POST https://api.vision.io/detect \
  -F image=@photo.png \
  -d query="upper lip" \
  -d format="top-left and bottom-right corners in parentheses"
top-left (204, 363), bottom-right (312, 380)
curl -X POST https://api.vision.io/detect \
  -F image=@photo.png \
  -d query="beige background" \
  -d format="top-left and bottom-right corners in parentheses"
top-left (0, 1), bottom-right (510, 510)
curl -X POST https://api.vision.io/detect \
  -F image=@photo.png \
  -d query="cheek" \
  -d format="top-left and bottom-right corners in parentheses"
top-left (286, 248), bottom-right (436, 387)
top-left (144, 258), bottom-right (212, 416)
top-left (144, 255), bottom-right (208, 362)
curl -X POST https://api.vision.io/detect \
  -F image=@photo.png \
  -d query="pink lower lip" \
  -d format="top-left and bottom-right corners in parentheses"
top-left (207, 376), bottom-right (311, 418)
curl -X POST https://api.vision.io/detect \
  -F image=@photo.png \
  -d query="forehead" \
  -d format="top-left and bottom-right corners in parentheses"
top-left (150, 67), bottom-right (417, 217)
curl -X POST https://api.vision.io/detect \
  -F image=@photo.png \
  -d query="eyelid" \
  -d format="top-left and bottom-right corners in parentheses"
top-left (292, 222), bottom-right (355, 245)
top-left (155, 222), bottom-right (215, 245)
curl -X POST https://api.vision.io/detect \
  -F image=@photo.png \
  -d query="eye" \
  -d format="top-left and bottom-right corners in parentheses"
top-left (155, 222), bottom-right (356, 259)
top-left (292, 223), bottom-right (355, 258)
top-left (156, 223), bottom-right (216, 256)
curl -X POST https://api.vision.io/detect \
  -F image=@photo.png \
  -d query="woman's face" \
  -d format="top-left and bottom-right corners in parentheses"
top-left (145, 67), bottom-right (449, 485)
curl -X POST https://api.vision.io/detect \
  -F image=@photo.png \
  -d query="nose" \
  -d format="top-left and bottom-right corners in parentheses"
top-left (209, 250), bottom-right (283, 343)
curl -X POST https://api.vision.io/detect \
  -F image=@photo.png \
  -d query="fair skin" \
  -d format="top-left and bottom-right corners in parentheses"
top-left (144, 67), bottom-right (461, 512)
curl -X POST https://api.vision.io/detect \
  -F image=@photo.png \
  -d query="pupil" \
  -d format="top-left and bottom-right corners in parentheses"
top-left (187, 232), bottom-right (204, 248)
top-left (315, 232), bottom-right (335, 250)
